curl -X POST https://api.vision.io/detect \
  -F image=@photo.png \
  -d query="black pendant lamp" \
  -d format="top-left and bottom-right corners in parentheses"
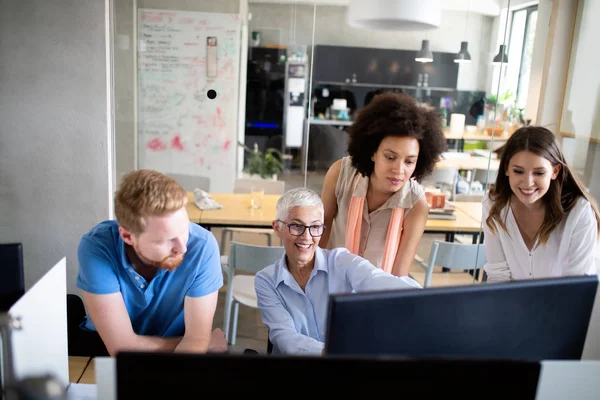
top-left (454, 41), bottom-right (472, 63)
top-left (493, 44), bottom-right (509, 64)
top-left (454, 1), bottom-right (472, 64)
top-left (415, 40), bottom-right (433, 63)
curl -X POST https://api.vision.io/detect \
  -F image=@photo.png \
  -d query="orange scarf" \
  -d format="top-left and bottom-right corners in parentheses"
top-left (344, 175), bottom-right (405, 275)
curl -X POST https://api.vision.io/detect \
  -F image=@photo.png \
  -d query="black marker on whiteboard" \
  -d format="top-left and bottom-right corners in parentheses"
top-left (207, 36), bottom-right (218, 78)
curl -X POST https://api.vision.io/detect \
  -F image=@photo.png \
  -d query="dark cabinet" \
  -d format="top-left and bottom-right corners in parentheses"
top-left (313, 45), bottom-right (458, 89)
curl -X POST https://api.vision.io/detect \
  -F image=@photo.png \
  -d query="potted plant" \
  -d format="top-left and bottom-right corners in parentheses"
top-left (239, 142), bottom-right (284, 180)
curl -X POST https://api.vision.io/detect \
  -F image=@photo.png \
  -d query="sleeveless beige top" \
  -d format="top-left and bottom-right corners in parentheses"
top-left (327, 156), bottom-right (425, 268)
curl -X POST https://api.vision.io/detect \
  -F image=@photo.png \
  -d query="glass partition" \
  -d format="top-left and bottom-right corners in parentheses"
top-left (114, 0), bottom-right (317, 189)
top-left (303, 1), bottom-right (531, 284)
top-left (111, 0), bottom-right (557, 351)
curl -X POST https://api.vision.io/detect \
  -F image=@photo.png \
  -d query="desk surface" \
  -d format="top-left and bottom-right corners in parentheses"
top-left (436, 154), bottom-right (500, 171)
top-left (426, 207), bottom-right (482, 233)
top-left (69, 356), bottom-right (91, 383)
top-left (79, 358), bottom-right (96, 384)
top-left (187, 193), bottom-right (483, 234)
top-left (451, 201), bottom-right (483, 223)
top-left (444, 131), bottom-right (511, 141)
top-left (187, 192), bottom-right (202, 223)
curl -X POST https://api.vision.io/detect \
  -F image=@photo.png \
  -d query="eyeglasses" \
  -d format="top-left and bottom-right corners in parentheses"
top-left (277, 220), bottom-right (326, 237)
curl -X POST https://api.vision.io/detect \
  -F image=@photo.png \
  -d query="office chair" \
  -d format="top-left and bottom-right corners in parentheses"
top-left (67, 293), bottom-right (109, 357)
top-left (415, 241), bottom-right (487, 287)
top-left (223, 242), bottom-right (284, 345)
top-left (0, 242), bottom-right (25, 311)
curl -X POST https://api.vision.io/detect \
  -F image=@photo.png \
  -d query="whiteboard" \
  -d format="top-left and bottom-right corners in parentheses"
top-left (137, 9), bottom-right (241, 192)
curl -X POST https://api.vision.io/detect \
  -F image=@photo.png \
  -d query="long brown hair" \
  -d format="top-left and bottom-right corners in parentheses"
top-left (486, 126), bottom-right (600, 244)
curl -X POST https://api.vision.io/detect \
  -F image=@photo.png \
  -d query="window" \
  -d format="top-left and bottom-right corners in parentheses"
top-left (505, 5), bottom-right (538, 110)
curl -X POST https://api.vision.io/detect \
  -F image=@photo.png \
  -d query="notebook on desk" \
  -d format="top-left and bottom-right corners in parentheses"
top-left (428, 203), bottom-right (456, 220)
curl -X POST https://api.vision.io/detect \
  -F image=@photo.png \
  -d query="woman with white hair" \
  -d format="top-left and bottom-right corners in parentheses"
top-left (255, 187), bottom-right (421, 356)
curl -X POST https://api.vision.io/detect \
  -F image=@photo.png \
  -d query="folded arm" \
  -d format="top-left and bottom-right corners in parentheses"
top-left (175, 290), bottom-right (219, 353)
top-left (82, 291), bottom-right (181, 356)
top-left (392, 197), bottom-right (429, 277)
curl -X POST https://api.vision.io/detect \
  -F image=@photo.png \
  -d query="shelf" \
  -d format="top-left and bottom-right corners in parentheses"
top-left (313, 80), bottom-right (458, 92)
top-left (309, 118), bottom-right (353, 126)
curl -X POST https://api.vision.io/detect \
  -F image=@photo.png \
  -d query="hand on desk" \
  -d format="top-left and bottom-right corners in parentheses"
top-left (208, 328), bottom-right (228, 353)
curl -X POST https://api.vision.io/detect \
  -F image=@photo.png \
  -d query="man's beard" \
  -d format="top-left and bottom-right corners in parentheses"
top-left (134, 245), bottom-right (185, 271)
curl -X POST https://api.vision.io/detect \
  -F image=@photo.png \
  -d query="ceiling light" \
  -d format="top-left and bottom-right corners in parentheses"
top-left (347, 0), bottom-right (441, 31)
top-left (415, 40), bottom-right (433, 63)
top-left (492, 44), bottom-right (509, 64)
top-left (454, 41), bottom-right (472, 63)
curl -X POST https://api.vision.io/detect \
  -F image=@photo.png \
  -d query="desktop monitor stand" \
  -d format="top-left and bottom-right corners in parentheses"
top-left (0, 313), bottom-right (21, 393)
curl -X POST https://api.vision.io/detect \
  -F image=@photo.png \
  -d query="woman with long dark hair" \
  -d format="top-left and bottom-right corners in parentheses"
top-left (483, 126), bottom-right (600, 281)
top-left (319, 92), bottom-right (447, 277)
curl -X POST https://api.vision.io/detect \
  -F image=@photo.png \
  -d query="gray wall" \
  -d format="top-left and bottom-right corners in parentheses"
top-left (0, 0), bottom-right (111, 293)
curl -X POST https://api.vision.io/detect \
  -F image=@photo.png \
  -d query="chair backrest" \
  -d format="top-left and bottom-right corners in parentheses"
top-left (234, 178), bottom-right (285, 195)
top-left (167, 173), bottom-right (210, 192)
top-left (229, 241), bottom-right (285, 274)
top-left (0, 242), bottom-right (25, 310)
top-left (427, 240), bottom-right (487, 270)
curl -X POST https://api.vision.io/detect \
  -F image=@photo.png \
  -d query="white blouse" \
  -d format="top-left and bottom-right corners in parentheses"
top-left (482, 194), bottom-right (599, 282)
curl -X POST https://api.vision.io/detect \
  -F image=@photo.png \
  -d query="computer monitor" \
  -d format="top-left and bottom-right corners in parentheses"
top-left (325, 275), bottom-right (599, 360)
top-left (116, 351), bottom-right (541, 398)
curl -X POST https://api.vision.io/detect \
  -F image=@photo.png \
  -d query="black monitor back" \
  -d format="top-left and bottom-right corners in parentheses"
top-left (0, 242), bottom-right (25, 311)
top-left (325, 275), bottom-right (599, 360)
top-left (116, 352), bottom-right (540, 399)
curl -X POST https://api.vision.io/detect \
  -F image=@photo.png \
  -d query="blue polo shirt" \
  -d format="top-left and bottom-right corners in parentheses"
top-left (76, 220), bottom-right (222, 337)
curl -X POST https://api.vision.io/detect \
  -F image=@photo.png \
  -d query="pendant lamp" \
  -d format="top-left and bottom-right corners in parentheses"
top-left (493, 44), bottom-right (509, 64)
top-left (454, 1), bottom-right (472, 63)
top-left (415, 40), bottom-right (433, 63)
top-left (454, 41), bottom-right (472, 63)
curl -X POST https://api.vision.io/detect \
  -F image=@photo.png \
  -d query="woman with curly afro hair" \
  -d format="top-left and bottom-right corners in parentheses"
top-left (319, 92), bottom-right (447, 276)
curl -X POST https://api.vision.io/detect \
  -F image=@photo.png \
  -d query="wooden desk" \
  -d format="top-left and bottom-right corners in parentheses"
top-left (444, 129), bottom-right (511, 154)
top-left (190, 192), bottom-right (279, 228)
top-left (451, 201), bottom-right (483, 223)
top-left (188, 193), bottom-right (484, 241)
top-left (427, 206), bottom-right (483, 243)
top-left (436, 155), bottom-right (500, 171)
top-left (186, 192), bottom-right (202, 223)
top-left (79, 358), bottom-right (96, 384)
top-left (69, 356), bottom-right (91, 383)
top-left (444, 131), bottom-right (511, 142)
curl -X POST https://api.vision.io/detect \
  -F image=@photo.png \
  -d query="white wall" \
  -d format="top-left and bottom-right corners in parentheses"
top-left (0, 0), bottom-right (112, 293)
top-left (534, 0), bottom-right (576, 132)
top-left (560, 0), bottom-right (600, 140)
top-left (523, 0), bottom-right (552, 123)
top-left (249, 4), bottom-right (495, 90)
top-left (558, 0), bottom-right (600, 192)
